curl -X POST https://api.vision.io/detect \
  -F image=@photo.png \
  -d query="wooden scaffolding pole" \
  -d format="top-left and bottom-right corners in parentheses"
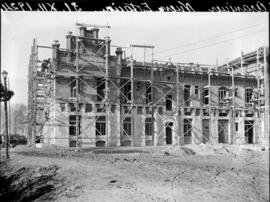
top-left (27, 41), bottom-right (34, 145)
top-left (208, 66), bottom-right (212, 143)
top-left (75, 26), bottom-right (80, 151)
top-left (32, 38), bottom-right (37, 148)
top-left (176, 65), bottom-right (180, 146)
top-left (130, 46), bottom-right (134, 146)
top-left (240, 50), bottom-right (243, 74)
top-left (150, 48), bottom-right (154, 146)
top-left (256, 48), bottom-right (261, 143)
top-left (263, 46), bottom-right (269, 140)
top-left (105, 37), bottom-right (110, 147)
top-left (231, 64), bottom-right (235, 144)
top-left (226, 60), bottom-right (235, 144)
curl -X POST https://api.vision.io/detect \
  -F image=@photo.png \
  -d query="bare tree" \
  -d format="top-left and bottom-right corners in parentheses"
top-left (9, 103), bottom-right (27, 135)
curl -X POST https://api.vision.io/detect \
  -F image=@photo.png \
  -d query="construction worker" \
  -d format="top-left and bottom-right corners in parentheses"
top-left (41, 58), bottom-right (51, 72)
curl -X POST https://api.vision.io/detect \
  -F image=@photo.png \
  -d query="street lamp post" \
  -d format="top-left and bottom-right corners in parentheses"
top-left (2, 70), bottom-right (9, 159)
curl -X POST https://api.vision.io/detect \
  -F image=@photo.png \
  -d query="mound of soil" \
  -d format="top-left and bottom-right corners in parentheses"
top-left (0, 163), bottom-right (62, 202)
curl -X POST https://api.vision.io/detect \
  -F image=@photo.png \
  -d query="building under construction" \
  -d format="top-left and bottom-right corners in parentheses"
top-left (27, 23), bottom-right (269, 149)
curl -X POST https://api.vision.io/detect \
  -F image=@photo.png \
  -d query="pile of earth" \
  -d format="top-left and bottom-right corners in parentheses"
top-left (0, 162), bottom-right (63, 202)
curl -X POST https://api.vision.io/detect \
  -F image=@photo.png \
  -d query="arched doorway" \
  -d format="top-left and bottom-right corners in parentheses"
top-left (166, 122), bottom-right (173, 145)
top-left (245, 120), bottom-right (254, 144)
top-left (145, 117), bottom-right (154, 146)
top-left (218, 120), bottom-right (229, 143)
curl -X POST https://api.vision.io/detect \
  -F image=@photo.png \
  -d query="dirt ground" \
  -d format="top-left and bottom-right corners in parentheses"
top-left (0, 144), bottom-right (269, 202)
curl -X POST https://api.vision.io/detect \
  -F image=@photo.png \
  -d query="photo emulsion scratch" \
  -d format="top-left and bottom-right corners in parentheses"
top-left (0, 12), bottom-right (269, 202)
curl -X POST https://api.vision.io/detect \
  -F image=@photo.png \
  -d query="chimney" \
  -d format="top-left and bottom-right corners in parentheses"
top-left (79, 26), bottom-right (86, 37)
top-left (105, 36), bottom-right (111, 56)
top-left (52, 40), bottom-right (60, 48)
top-left (92, 28), bottom-right (99, 39)
top-left (52, 40), bottom-right (60, 60)
top-left (115, 47), bottom-right (123, 65)
top-left (66, 31), bottom-right (73, 50)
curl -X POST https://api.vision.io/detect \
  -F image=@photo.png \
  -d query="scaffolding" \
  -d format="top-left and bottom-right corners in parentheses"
top-left (219, 47), bottom-right (268, 144)
top-left (27, 24), bottom-right (269, 149)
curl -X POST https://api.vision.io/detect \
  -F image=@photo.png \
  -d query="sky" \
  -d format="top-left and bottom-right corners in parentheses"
top-left (1, 12), bottom-right (269, 105)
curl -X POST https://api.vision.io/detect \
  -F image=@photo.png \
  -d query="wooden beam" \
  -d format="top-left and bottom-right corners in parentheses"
top-left (75, 22), bottom-right (110, 29)
top-left (130, 44), bottom-right (154, 49)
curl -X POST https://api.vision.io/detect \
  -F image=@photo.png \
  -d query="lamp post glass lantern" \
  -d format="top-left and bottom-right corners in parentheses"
top-left (2, 70), bottom-right (9, 159)
top-left (2, 70), bottom-right (8, 79)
